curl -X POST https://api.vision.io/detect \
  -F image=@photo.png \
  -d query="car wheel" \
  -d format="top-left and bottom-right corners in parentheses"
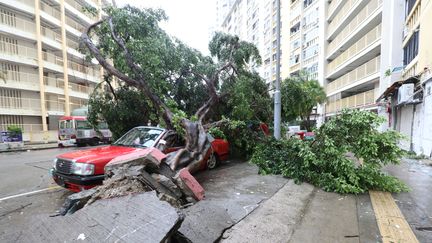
top-left (207, 153), bottom-right (218, 169)
top-left (89, 138), bottom-right (99, 146)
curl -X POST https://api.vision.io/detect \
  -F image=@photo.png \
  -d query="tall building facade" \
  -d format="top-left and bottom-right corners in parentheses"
top-left (0, 0), bottom-right (106, 142)
top-left (288, 0), bottom-right (320, 80)
top-left (322, 0), bottom-right (383, 118)
top-left (378, 0), bottom-right (432, 155)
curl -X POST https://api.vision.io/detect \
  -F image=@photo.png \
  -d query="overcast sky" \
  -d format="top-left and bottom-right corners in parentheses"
top-left (115, 0), bottom-right (217, 55)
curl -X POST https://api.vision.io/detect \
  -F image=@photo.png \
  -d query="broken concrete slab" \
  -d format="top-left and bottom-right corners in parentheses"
top-left (60, 188), bottom-right (97, 215)
top-left (221, 180), bottom-right (315, 242)
top-left (106, 147), bottom-right (167, 176)
top-left (176, 168), bottom-right (205, 201)
top-left (178, 201), bottom-right (233, 243)
top-left (23, 191), bottom-right (184, 242)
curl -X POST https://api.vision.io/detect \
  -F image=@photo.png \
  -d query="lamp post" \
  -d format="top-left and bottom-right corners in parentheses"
top-left (274, 0), bottom-right (281, 139)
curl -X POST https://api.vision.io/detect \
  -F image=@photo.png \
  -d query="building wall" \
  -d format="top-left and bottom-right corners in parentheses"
top-left (0, 0), bottom-right (106, 142)
top-left (323, 0), bottom-right (383, 118)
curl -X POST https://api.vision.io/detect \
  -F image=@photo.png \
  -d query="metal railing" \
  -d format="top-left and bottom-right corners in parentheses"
top-left (65, 0), bottom-right (99, 21)
top-left (327, 24), bottom-right (381, 74)
top-left (328, 0), bottom-right (382, 55)
top-left (0, 70), bottom-right (39, 86)
top-left (16, 0), bottom-right (34, 7)
top-left (66, 15), bottom-right (86, 33)
top-left (327, 55), bottom-right (380, 94)
top-left (0, 11), bottom-right (36, 34)
top-left (46, 99), bottom-right (65, 112)
top-left (0, 96), bottom-right (41, 111)
top-left (42, 51), bottom-right (64, 66)
top-left (41, 26), bottom-right (62, 43)
top-left (328, 0), bottom-right (343, 18)
top-left (326, 89), bottom-right (377, 113)
top-left (0, 124), bottom-right (43, 132)
top-left (0, 39), bottom-right (37, 59)
top-left (68, 60), bottom-right (100, 77)
top-left (40, 2), bottom-right (61, 20)
top-left (328, 0), bottom-right (361, 36)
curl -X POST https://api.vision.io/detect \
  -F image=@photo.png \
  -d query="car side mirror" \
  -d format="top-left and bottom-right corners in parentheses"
top-left (159, 139), bottom-right (167, 145)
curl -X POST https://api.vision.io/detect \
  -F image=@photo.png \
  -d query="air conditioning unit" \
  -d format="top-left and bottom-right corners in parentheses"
top-left (397, 83), bottom-right (414, 104)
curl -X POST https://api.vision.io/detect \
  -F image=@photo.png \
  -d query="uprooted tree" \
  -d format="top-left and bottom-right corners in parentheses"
top-left (80, 6), bottom-right (263, 173)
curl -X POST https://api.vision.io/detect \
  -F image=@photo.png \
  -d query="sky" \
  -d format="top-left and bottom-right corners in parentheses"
top-left (115, 0), bottom-right (217, 55)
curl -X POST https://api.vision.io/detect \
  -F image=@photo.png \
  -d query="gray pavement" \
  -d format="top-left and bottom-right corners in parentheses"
top-left (386, 158), bottom-right (432, 243)
top-left (0, 148), bottom-right (431, 242)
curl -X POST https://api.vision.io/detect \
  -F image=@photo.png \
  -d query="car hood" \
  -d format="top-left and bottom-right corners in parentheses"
top-left (58, 145), bottom-right (142, 164)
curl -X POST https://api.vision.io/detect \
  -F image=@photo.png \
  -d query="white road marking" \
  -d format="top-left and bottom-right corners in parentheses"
top-left (0, 186), bottom-right (61, 202)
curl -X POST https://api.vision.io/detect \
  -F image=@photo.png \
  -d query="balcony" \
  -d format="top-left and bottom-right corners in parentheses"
top-left (327, 0), bottom-right (344, 21)
top-left (42, 51), bottom-right (63, 67)
top-left (65, 0), bottom-right (99, 22)
top-left (0, 123), bottom-right (43, 133)
top-left (327, 0), bottom-right (363, 39)
top-left (40, 2), bottom-right (61, 21)
top-left (66, 15), bottom-right (86, 34)
top-left (327, 24), bottom-right (381, 79)
top-left (0, 70), bottom-right (39, 92)
top-left (0, 39), bottom-right (37, 65)
top-left (327, 0), bottom-right (382, 57)
top-left (0, 96), bottom-right (42, 116)
top-left (41, 25), bottom-right (62, 44)
top-left (0, 11), bottom-right (35, 35)
top-left (327, 56), bottom-right (380, 95)
top-left (326, 89), bottom-right (377, 114)
top-left (403, 2), bottom-right (421, 44)
top-left (46, 99), bottom-right (66, 114)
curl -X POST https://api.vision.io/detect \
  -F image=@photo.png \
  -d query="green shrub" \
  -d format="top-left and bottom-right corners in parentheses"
top-left (251, 109), bottom-right (409, 194)
top-left (7, 125), bottom-right (22, 135)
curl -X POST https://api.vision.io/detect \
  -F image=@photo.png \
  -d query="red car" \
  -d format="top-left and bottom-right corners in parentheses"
top-left (51, 126), bottom-right (229, 192)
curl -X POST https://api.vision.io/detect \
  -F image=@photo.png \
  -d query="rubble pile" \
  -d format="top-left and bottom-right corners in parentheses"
top-left (60, 148), bottom-right (205, 215)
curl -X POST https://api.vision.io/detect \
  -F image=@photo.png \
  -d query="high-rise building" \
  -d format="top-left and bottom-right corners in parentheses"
top-left (378, 0), bottom-right (432, 155)
top-left (0, 0), bottom-right (106, 142)
top-left (288, 0), bottom-right (320, 80)
top-left (218, 0), bottom-right (323, 93)
top-left (218, 0), bottom-right (284, 89)
top-left (322, 0), bottom-right (383, 119)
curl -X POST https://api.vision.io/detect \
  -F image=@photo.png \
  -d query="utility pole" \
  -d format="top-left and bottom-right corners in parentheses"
top-left (274, 0), bottom-right (281, 139)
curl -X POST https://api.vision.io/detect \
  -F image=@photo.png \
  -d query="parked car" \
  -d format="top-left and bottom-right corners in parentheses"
top-left (51, 126), bottom-right (229, 192)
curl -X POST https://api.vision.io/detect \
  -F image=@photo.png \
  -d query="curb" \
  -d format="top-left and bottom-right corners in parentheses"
top-left (0, 144), bottom-right (59, 153)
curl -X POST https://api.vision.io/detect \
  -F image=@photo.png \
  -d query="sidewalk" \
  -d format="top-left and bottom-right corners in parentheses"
top-left (220, 158), bottom-right (429, 243)
top-left (0, 142), bottom-right (58, 153)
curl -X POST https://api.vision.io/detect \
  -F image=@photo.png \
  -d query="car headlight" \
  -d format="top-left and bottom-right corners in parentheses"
top-left (72, 162), bottom-right (94, 176)
top-left (52, 158), bottom-right (58, 169)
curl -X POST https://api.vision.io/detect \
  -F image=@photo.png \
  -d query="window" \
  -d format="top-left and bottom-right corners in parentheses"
top-left (405, 0), bottom-right (417, 18)
top-left (403, 30), bottom-right (419, 65)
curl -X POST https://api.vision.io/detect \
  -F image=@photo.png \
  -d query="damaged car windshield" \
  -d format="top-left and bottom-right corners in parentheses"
top-left (114, 127), bottom-right (164, 148)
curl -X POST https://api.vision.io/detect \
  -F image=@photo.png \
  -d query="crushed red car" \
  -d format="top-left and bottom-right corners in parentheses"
top-left (51, 126), bottom-right (229, 192)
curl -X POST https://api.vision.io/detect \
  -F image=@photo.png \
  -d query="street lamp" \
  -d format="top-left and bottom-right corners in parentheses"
top-left (274, 0), bottom-right (281, 139)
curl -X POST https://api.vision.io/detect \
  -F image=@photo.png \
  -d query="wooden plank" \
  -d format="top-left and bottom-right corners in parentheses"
top-left (369, 190), bottom-right (419, 243)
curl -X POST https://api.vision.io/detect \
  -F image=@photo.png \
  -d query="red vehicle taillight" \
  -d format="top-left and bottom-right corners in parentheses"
top-left (71, 134), bottom-right (76, 139)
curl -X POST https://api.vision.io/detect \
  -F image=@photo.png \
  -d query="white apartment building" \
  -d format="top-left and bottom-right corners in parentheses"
top-left (0, 0), bottom-right (106, 142)
top-left (378, 0), bottom-right (432, 155)
top-left (219, 0), bottom-right (323, 95)
top-left (322, 0), bottom-right (383, 119)
top-left (288, 0), bottom-right (320, 80)
top-left (219, 0), bottom-right (288, 90)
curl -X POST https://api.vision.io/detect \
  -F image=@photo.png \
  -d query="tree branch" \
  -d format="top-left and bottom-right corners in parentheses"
top-left (81, 17), bottom-right (174, 128)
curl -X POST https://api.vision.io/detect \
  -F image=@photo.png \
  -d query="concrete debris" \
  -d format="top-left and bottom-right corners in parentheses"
top-left (61, 146), bottom-right (205, 214)
top-left (25, 192), bottom-right (185, 242)
top-left (175, 168), bottom-right (205, 201)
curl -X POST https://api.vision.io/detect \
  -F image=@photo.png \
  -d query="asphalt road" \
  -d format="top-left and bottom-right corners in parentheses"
top-left (1, 148), bottom-right (431, 242)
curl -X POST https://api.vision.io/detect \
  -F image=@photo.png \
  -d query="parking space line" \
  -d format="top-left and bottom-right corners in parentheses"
top-left (0, 186), bottom-right (61, 202)
top-left (369, 190), bottom-right (419, 243)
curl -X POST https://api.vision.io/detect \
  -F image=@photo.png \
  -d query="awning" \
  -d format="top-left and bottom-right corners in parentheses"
top-left (375, 76), bottom-right (419, 102)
